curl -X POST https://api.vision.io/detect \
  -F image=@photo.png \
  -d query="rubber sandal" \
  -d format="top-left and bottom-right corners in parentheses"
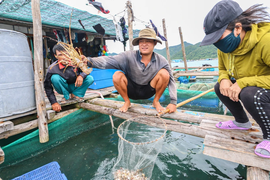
top-left (255, 140), bottom-right (270, 158)
top-left (216, 120), bottom-right (250, 130)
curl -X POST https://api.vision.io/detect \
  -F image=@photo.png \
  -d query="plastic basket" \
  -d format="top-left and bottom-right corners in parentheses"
top-left (12, 161), bottom-right (67, 180)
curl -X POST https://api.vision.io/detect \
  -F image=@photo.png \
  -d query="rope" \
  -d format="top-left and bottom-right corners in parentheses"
top-left (117, 116), bottom-right (167, 146)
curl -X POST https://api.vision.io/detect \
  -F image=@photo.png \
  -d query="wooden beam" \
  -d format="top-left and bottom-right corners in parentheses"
top-left (32, 0), bottom-right (49, 143)
top-left (247, 167), bottom-right (269, 180)
top-left (0, 109), bottom-right (78, 140)
top-left (173, 66), bottom-right (218, 70)
top-left (162, 19), bottom-right (172, 69)
top-left (178, 27), bottom-right (188, 71)
top-left (174, 71), bottom-right (219, 77)
top-left (0, 121), bottom-right (14, 133)
top-left (203, 134), bottom-right (270, 172)
top-left (87, 98), bottom-right (233, 123)
top-left (79, 102), bottom-right (262, 143)
top-left (126, 0), bottom-right (133, 51)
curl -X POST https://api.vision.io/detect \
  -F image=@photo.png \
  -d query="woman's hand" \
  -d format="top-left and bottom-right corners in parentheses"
top-left (220, 79), bottom-right (233, 97)
top-left (228, 82), bottom-right (241, 102)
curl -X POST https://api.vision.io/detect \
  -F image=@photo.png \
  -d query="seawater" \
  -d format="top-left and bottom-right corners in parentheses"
top-left (171, 59), bottom-right (218, 69)
top-left (0, 110), bottom-right (246, 180)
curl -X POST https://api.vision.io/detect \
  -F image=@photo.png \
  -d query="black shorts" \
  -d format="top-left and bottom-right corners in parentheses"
top-left (127, 77), bottom-right (156, 100)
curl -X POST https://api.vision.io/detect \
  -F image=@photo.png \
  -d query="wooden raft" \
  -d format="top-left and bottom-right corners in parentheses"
top-left (78, 98), bottom-right (269, 179)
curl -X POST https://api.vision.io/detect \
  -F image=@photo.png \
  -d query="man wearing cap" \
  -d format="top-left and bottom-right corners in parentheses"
top-left (201, 0), bottom-right (270, 158)
top-left (82, 28), bottom-right (177, 113)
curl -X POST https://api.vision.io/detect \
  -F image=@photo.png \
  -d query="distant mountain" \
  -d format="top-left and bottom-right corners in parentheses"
top-left (107, 52), bottom-right (118, 56)
top-left (154, 42), bottom-right (218, 60)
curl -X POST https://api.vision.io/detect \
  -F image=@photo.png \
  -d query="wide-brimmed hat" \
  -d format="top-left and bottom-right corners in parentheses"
top-left (200, 0), bottom-right (243, 46)
top-left (132, 28), bottom-right (162, 46)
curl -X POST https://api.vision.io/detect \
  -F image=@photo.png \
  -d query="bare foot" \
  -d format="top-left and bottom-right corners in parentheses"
top-left (119, 101), bottom-right (131, 112)
top-left (71, 93), bottom-right (75, 99)
top-left (152, 101), bottom-right (165, 113)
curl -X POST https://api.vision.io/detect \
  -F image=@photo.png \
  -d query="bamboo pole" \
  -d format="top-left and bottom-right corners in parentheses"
top-left (162, 19), bottom-right (172, 69)
top-left (178, 27), bottom-right (188, 71)
top-left (31, 0), bottom-right (49, 143)
top-left (157, 88), bottom-right (215, 116)
top-left (126, 0), bottom-right (133, 51)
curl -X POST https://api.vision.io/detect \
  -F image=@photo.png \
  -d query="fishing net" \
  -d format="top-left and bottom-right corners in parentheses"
top-left (0, 109), bottom-right (112, 169)
top-left (113, 116), bottom-right (167, 180)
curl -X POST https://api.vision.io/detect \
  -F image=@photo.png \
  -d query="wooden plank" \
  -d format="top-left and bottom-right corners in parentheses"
top-left (174, 71), bottom-right (219, 77)
top-left (0, 147), bottom-right (4, 164)
top-left (0, 110), bottom-right (37, 122)
top-left (247, 167), bottom-right (269, 180)
top-left (203, 135), bottom-right (270, 172)
top-left (32, 0), bottom-right (49, 143)
top-left (0, 109), bottom-right (78, 140)
top-left (0, 121), bottom-right (14, 133)
top-left (200, 119), bottom-right (262, 144)
top-left (172, 66), bottom-right (218, 70)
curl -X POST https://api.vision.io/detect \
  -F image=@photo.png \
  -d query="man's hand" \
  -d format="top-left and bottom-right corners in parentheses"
top-left (52, 102), bottom-right (61, 112)
top-left (228, 82), bottom-right (241, 102)
top-left (166, 103), bottom-right (177, 113)
top-left (220, 79), bottom-right (233, 97)
top-left (75, 75), bottom-right (84, 87)
top-left (81, 55), bottom-right (87, 64)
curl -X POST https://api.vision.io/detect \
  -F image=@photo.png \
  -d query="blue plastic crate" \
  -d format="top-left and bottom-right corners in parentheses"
top-left (12, 161), bottom-right (67, 180)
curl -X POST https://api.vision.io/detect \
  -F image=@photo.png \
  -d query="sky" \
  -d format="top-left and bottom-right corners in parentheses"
top-left (55, 0), bottom-right (270, 53)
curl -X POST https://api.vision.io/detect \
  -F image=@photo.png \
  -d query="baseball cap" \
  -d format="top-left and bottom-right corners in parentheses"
top-left (200, 0), bottom-right (243, 46)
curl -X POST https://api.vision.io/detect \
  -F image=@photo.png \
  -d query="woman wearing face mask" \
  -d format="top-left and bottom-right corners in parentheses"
top-left (201, 0), bottom-right (270, 158)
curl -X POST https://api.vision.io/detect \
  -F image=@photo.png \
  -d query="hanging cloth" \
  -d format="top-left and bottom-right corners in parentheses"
top-left (53, 29), bottom-right (61, 42)
top-left (150, 20), bottom-right (167, 41)
top-left (87, 0), bottom-right (110, 14)
top-left (120, 17), bottom-right (128, 48)
top-left (113, 16), bottom-right (124, 42)
top-left (59, 31), bottom-right (67, 43)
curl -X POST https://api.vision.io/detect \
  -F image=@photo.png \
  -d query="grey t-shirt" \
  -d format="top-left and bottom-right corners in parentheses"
top-left (87, 50), bottom-right (177, 104)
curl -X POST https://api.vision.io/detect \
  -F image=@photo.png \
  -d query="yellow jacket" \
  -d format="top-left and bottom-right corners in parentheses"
top-left (217, 22), bottom-right (270, 89)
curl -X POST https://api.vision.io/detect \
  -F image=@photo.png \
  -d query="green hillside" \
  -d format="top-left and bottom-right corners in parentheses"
top-left (154, 42), bottom-right (218, 60)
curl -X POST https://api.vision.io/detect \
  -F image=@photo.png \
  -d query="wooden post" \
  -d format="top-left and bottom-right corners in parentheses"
top-left (162, 19), bottom-right (172, 69)
top-left (31, 0), bottom-right (49, 143)
top-left (179, 27), bottom-right (188, 71)
top-left (126, 0), bottom-right (133, 51)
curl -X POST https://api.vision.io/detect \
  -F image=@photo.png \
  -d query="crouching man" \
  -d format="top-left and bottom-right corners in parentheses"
top-left (44, 44), bottom-right (94, 112)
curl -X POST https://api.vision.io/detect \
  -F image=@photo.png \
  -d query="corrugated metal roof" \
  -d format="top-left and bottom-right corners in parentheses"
top-left (0, 0), bottom-right (139, 37)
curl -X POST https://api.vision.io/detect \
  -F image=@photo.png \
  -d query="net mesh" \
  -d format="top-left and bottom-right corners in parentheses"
top-left (0, 109), bottom-right (112, 169)
top-left (113, 116), bottom-right (167, 180)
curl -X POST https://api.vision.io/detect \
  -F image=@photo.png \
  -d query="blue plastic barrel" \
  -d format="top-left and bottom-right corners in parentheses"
top-left (0, 29), bottom-right (35, 118)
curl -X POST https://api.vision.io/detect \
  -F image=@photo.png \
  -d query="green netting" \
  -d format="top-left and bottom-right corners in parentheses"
top-left (0, 109), bottom-right (112, 169)
top-left (177, 82), bottom-right (216, 91)
top-left (0, 0), bottom-right (139, 37)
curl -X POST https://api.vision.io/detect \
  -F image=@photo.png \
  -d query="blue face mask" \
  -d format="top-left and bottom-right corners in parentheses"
top-left (213, 30), bottom-right (241, 53)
